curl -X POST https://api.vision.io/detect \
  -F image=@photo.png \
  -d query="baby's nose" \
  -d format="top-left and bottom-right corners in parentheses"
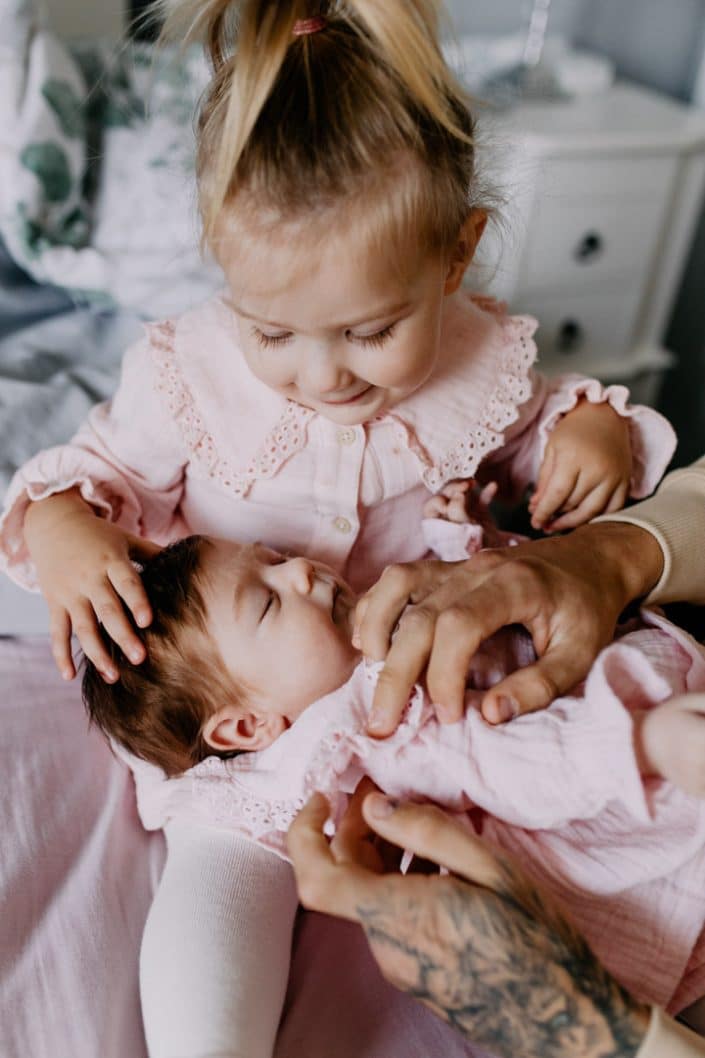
top-left (282, 557), bottom-right (315, 594)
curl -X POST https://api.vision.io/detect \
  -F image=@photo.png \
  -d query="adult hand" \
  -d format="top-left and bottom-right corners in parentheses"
top-left (354, 520), bottom-right (664, 735)
top-left (288, 787), bottom-right (650, 1058)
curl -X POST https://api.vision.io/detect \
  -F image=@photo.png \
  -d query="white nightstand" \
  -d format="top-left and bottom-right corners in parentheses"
top-left (474, 81), bottom-right (705, 404)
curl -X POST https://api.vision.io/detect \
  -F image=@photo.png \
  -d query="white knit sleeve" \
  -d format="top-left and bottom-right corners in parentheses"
top-left (140, 821), bottom-right (298, 1058)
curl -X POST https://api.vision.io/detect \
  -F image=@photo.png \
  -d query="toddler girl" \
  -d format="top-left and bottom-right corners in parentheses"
top-left (81, 521), bottom-right (705, 1018)
top-left (0, 1), bottom-right (676, 1053)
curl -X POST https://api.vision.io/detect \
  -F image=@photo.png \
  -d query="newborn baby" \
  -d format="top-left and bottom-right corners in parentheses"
top-left (83, 517), bottom-right (705, 1016)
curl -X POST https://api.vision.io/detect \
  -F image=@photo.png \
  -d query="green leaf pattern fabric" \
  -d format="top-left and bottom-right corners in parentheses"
top-left (0, 0), bottom-right (220, 316)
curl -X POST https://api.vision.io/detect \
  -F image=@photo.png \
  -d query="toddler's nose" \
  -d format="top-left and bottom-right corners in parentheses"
top-left (300, 351), bottom-right (353, 398)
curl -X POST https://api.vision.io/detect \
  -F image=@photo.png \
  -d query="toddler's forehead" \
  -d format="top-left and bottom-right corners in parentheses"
top-left (214, 199), bottom-right (431, 303)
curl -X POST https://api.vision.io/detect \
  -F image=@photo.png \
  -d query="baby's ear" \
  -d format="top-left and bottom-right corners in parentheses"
top-left (203, 706), bottom-right (286, 753)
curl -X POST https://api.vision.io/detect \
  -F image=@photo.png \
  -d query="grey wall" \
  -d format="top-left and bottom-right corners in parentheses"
top-left (575, 0), bottom-right (705, 101)
top-left (445, 0), bottom-right (586, 39)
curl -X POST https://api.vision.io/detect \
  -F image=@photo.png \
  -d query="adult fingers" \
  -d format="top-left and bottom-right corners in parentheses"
top-left (367, 603), bottom-right (437, 736)
top-left (531, 466), bottom-right (579, 530)
top-left (94, 581), bottom-right (147, 665)
top-left (355, 561), bottom-right (449, 663)
top-left (480, 650), bottom-right (585, 723)
top-left (288, 793), bottom-right (384, 921)
top-left (362, 795), bottom-right (506, 892)
top-left (107, 559), bottom-right (153, 630)
top-left (70, 600), bottom-right (119, 681)
top-left (49, 607), bottom-right (76, 680)
top-left (330, 778), bottom-right (386, 872)
top-left (426, 584), bottom-right (516, 721)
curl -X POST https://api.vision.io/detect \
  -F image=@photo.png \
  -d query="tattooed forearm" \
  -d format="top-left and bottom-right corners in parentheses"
top-left (357, 869), bottom-right (649, 1058)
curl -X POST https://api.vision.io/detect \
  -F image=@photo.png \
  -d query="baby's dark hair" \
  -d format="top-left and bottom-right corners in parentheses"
top-left (82, 535), bottom-right (241, 777)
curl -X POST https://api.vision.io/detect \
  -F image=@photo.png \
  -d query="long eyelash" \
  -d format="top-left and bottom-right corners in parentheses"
top-left (253, 328), bottom-right (292, 348)
top-left (358, 325), bottom-right (395, 348)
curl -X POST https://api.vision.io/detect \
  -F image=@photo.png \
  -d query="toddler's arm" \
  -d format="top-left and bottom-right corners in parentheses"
top-left (141, 822), bottom-right (298, 1058)
top-left (480, 371), bottom-right (676, 530)
top-left (0, 334), bottom-right (188, 677)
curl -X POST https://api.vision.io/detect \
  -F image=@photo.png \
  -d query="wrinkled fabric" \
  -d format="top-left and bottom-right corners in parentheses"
top-left (133, 612), bottom-right (705, 1013)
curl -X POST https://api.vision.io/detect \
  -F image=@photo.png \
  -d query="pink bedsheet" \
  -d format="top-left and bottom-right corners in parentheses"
top-left (0, 637), bottom-right (490, 1058)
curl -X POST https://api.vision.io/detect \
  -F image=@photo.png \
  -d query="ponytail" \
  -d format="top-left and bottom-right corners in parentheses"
top-left (160, 1), bottom-right (478, 248)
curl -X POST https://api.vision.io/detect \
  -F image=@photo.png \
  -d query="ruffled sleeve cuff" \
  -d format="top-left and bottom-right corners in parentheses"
top-left (537, 374), bottom-right (677, 499)
top-left (0, 453), bottom-right (139, 590)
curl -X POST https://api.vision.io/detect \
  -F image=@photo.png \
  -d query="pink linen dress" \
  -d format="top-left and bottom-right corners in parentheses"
top-left (0, 292), bottom-right (676, 595)
top-left (131, 610), bottom-right (705, 1018)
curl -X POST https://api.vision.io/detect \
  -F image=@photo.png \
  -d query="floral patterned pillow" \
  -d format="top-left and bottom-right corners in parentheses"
top-left (0, 0), bottom-right (219, 316)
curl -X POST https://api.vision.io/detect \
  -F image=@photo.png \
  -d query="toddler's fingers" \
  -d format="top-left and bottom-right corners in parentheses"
top-left (531, 466), bottom-right (579, 529)
top-left (423, 495), bottom-right (448, 519)
top-left (49, 607), bottom-right (76, 680)
top-left (547, 482), bottom-right (613, 531)
top-left (93, 582), bottom-right (147, 666)
top-left (605, 480), bottom-right (629, 513)
top-left (478, 481), bottom-right (498, 507)
top-left (71, 601), bottom-right (119, 682)
top-left (529, 445), bottom-right (555, 512)
top-left (446, 494), bottom-right (469, 523)
top-left (107, 561), bottom-right (152, 629)
top-left (441, 480), bottom-right (471, 499)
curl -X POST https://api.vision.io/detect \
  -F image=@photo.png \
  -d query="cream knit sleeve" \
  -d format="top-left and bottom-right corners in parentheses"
top-left (594, 456), bottom-right (705, 606)
top-left (637, 1007), bottom-right (705, 1057)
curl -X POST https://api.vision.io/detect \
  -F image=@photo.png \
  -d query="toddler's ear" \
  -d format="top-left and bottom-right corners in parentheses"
top-left (203, 706), bottom-right (286, 753)
top-left (444, 208), bottom-right (488, 295)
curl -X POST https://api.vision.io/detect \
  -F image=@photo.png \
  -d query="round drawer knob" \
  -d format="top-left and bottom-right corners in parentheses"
top-left (574, 231), bottom-right (604, 263)
top-left (556, 319), bottom-right (584, 354)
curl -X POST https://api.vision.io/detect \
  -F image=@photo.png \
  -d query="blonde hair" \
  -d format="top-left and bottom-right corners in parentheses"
top-left (158, 0), bottom-right (480, 257)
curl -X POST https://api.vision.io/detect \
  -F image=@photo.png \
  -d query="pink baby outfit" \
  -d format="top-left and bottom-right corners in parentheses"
top-left (132, 612), bottom-right (705, 1017)
top-left (0, 292), bottom-right (675, 594)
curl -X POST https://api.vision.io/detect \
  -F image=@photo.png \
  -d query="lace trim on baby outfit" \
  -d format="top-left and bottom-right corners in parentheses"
top-left (190, 756), bottom-right (308, 836)
top-left (419, 306), bottom-right (537, 492)
top-left (148, 320), bottom-right (313, 498)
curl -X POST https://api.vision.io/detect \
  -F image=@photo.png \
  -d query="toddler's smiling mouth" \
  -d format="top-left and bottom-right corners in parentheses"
top-left (318, 385), bottom-right (374, 406)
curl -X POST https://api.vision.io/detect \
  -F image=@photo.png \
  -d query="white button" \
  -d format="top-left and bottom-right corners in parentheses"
top-left (337, 428), bottom-right (356, 446)
top-left (333, 516), bottom-right (352, 534)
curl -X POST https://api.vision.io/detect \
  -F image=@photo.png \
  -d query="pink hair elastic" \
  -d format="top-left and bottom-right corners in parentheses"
top-left (292, 16), bottom-right (327, 36)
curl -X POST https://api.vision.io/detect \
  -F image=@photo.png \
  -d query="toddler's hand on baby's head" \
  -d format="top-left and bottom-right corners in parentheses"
top-left (24, 491), bottom-right (160, 683)
top-left (530, 401), bottom-right (631, 532)
top-left (637, 694), bottom-right (705, 798)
